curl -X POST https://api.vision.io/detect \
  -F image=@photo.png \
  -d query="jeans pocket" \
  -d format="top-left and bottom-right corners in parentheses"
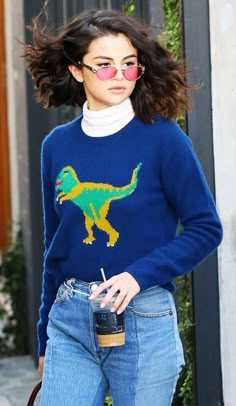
top-left (128, 285), bottom-right (173, 318)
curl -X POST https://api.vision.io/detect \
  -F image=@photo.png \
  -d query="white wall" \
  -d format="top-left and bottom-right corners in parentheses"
top-left (209, 2), bottom-right (236, 405)
top-left (4, 0), bottom-right (28, 231)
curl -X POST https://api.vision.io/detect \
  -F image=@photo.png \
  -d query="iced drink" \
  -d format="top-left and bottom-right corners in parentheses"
top-left (90, 285), bottom-right (125, 347)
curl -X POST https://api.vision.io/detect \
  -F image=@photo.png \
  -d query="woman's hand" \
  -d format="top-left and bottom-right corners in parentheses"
top-left (89, 272), bottom-right (140, 314)
top-left (38, 356), bottom-right (45, 378)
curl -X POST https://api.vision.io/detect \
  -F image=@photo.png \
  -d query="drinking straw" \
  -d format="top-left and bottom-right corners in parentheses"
top-left (100, 268), bottom-right (109, 293)
top-left (100, 267), bottom-right (107, 283)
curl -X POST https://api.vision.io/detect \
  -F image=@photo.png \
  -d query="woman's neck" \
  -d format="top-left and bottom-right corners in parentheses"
top-left (81, 98), bottom-right (135, 137)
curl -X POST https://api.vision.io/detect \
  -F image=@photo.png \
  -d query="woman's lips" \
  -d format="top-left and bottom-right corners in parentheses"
top-left (108, 87), bottom-right (126, 93)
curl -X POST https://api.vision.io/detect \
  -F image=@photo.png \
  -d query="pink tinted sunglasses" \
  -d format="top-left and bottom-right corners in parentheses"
top-left (78, 62), bottom-right (145, 81)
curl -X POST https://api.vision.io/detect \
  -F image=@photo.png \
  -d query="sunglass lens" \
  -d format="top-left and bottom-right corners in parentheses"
top-left (95, 65), bottom-right (143, 80)
top-left (96, 67), bottom-right (117, 80)
top-left (124, 66), bottom-right (143, 80)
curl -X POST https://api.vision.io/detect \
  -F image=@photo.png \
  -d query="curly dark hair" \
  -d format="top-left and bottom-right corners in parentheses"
top-left (23, 4), bottom-right (193, 123)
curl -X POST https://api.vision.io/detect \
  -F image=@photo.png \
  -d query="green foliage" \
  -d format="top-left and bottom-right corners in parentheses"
top-left (173, 276), bottom-right (193, 405)
top-left (104, 395), bottom-right (112, 406)
top-left (160, 0), bottom-right (181, 59)
top-left (0, 229), bottom-right (29, 356)
top-left (122, 0), bottom-right (135, 16)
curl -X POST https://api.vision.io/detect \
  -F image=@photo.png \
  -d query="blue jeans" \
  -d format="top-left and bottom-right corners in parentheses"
top-left (40, 279), bottom-right (184, 405)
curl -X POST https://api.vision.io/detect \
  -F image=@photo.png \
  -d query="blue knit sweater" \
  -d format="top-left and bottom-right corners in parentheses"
top-left (38, 115), bottom-right (222, 355)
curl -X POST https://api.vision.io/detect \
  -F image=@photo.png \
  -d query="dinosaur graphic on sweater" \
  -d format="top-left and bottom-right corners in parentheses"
top-left (56, 163), bottom-right (142, 247)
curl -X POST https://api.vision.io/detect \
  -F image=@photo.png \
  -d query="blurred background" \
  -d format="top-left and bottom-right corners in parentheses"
top-left (0, 0), bottom-right (235, 405)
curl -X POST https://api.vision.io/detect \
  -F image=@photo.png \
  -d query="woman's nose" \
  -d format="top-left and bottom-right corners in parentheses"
top-left (112, 68), bottom-right (124, 80)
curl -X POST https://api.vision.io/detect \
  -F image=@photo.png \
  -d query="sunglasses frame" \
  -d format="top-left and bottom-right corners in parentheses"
top-left (78, 61), bottom-right (145, 81)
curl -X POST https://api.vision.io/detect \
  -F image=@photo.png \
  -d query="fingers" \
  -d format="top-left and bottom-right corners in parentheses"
top-left (89, 272), bottom-right (140, 314)
top-left (38, 356), bottom-right (45, 378)
top-left (90, 276), bottom-right (117, 299)
top-left (111, 291), bottom-right (134, 315)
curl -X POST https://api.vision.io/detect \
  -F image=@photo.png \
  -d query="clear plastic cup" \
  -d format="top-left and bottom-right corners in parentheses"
top-left (90, 283), bottom-right (125, 347)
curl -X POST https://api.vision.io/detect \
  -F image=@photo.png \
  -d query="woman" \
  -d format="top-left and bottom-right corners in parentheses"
top-left (23, 5), bottom-right (222, 405)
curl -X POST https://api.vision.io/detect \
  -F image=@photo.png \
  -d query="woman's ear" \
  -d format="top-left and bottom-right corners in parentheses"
top-left (68, 65), bottom-right (84, 82)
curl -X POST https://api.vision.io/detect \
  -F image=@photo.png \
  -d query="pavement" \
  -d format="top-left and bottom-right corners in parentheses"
top-left (0, 356), bottom-right (40, 405)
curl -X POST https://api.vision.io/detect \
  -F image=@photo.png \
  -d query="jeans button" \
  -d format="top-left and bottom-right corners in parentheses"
top-left (91, 283), bottom-right (99, 292)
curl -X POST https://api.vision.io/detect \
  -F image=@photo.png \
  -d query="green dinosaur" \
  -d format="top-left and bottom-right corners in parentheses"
top-left (56, 163), bottom-right (142, 246)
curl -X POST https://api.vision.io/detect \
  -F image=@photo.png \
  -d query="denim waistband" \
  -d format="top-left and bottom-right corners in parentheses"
top-left (64, 278), bottom-right (103, 296)
top-left (63, 278), bottom-right (169, 302)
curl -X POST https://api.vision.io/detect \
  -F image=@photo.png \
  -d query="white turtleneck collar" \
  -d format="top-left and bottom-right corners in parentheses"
top-left (81, 98), bottom-right (135, 137)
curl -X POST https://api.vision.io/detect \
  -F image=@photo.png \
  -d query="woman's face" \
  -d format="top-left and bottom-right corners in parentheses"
top-left (69, 34), bottom-right (138, 111)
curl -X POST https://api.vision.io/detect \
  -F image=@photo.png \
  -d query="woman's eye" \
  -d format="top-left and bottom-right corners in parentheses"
top-left (123, 61), bottom-right (136, 68)
top-left (97, 62), bottom-right (110, 67)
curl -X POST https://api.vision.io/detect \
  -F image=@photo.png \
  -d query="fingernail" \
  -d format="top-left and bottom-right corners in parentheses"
top-left (110, 307), bottom-right (115, 313)
top-left (89, 294), bottom-right (94, 300)
top-left (117, 309), bottom-right (122, 315)
top-left (100, 302), bottom-right (105, 309)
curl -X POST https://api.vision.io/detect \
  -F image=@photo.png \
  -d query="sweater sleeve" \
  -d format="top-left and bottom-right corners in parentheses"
top-left (37, 137), bottom-right (60, 356)
top-left (126, 121), bottom-right (223, 290)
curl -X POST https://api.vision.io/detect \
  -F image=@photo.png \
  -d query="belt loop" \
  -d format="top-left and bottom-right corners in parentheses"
top-left (66, 278), bottom-right (76, 296)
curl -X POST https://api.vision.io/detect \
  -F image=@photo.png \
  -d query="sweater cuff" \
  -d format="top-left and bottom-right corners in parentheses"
top-left (37, 320), bottom-right (48, 356)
